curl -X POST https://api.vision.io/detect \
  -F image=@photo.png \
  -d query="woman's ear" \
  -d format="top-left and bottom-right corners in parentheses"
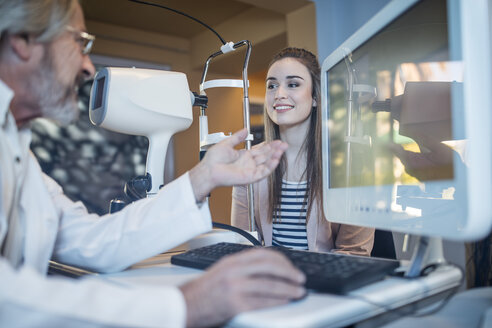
top-left (312, 98), bottom-right (317, 107)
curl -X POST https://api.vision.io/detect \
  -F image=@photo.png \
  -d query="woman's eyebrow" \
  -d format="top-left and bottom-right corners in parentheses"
top-left (286, 75), bottom-right (304, 80)
top-left (266, 75), bottom-right (305, 81)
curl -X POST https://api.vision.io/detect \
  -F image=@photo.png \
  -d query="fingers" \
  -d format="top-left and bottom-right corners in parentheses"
top-left (180, 248), bottom-right (307, 327)
top-left (249, 157), bottom-right (281, 182)
top-left (250, 140), bottom-right (288, 163)
top-left (241, 277), bottom-right (306, 300)
top-left (215, 249), bottom-right (305, 285)
top-left (243, 140), bottom-right (287, 182)
top-left (239, 296), bottom-right (292, 313)
top-left (202, 133), bottom-right (287, 188)
top-left (253, 142), bottom-right (288, 174)
top-left (221, 128), bottom-right (248, 148)
top-left (230, 282), bottom-right (304, 314)
top-left (215, 249), bottom-right (306, 314)
top-left (220, 130), bottom-right (287, 161)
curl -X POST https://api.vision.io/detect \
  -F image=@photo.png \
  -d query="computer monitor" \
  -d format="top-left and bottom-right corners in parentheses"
top-left (321, 0), bottom-right (492, 241)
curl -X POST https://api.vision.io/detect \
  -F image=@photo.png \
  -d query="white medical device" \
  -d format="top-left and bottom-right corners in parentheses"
top-left (89, 67), bottom-right (193, 196)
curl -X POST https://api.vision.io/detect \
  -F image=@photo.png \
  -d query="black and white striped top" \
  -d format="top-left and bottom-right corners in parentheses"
top-left (272, 180), bottom-right (308, 250)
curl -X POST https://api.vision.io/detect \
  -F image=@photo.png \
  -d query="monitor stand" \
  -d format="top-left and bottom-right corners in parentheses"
top-left (405, 236), bottom-right (446, 277)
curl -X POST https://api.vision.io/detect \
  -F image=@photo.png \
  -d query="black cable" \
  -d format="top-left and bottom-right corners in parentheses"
top-left (409, 262), bottom-right (465, 317)
top-left (212, 222), bottom-right (262, 246)
top-left (128, 0), bottom-right (227, 45)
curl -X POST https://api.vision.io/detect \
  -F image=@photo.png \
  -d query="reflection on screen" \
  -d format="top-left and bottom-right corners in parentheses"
top-left (327, 0), bottom-right (464, 194)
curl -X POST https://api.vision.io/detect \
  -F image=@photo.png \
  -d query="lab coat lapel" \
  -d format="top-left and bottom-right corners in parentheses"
top-left (0, 135), bottom-right (23, 266)
top-left (0, 112), bottom-right (28, 268)
top-left (20, 154), bottom-right (59, 274)
top-left (0, 83), bottom-right (15, 258)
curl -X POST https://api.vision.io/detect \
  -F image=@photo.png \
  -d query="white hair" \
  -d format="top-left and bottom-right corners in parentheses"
top-left (0, 0), bottom-right (78, 44)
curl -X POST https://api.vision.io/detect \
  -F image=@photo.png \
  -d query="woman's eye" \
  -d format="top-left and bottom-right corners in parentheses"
top-left (267, 83), bottom-right (277, 90)
top-left (288, 82), bottom-right (299, 88)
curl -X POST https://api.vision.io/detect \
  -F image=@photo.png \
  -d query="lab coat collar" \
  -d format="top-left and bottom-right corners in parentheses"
top-left (0, 79), bottom-right (14, 127)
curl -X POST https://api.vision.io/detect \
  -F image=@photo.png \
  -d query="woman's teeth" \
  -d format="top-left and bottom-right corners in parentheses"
top-left (275, 105), bottom-right (293, 111)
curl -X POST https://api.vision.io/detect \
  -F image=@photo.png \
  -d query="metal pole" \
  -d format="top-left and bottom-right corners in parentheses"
top-left (240, 41), bottom-right (256, 232)
top-left (345, 58), bottom-right (355, 187)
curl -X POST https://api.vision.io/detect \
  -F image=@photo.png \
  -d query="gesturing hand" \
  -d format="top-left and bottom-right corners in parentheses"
top-left (189, 129), bottom-right (287, 202)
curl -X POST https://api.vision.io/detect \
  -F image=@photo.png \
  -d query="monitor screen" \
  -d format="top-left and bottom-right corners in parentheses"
top-left (321, 0), bottom-right (492, 241)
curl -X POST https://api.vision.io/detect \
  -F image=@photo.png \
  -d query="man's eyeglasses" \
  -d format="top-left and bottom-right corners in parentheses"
top-left (66, 26), bottom-right (95, 55)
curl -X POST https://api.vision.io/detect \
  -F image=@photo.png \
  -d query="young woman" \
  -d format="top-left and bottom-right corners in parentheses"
top-left (231, 47), bottom-right (374, 255)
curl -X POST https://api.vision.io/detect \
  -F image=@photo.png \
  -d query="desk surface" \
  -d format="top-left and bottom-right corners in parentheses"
top-left (93, 252), bottom-right (462, 328)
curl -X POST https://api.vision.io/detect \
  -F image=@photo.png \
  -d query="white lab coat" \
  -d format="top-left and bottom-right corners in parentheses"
top-left (0, 80), bottom-right (212, 327)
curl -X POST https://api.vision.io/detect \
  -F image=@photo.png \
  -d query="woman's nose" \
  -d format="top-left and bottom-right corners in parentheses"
top-left (275, 84), bottom-right (287, 99)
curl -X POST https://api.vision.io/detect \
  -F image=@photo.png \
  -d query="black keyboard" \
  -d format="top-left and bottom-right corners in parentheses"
top-left (171, 242), bottom-right (400, 294)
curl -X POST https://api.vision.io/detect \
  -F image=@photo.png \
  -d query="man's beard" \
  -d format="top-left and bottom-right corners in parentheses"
top-left (30, 49), bottom-right (84, 126)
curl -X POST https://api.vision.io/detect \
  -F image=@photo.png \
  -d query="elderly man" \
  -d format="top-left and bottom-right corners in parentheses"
top-left (0, 0), bottom-right (306, 327)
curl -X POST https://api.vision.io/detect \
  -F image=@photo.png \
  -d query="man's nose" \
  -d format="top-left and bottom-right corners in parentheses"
top-left (81, 54), bottom-right (96, 80)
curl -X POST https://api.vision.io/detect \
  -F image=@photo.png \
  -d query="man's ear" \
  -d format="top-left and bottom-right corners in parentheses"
top-left (9, 34), bottom-right (36, 61)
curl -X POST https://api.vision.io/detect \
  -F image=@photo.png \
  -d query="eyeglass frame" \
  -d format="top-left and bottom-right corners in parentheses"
top-left (65, 26), bottom-right (95, 55)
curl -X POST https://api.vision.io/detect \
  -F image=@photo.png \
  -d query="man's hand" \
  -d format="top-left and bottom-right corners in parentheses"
top-left (189, 129), bottom-right (288, 202)
top-left (179, 248), bottom-right (306, 328)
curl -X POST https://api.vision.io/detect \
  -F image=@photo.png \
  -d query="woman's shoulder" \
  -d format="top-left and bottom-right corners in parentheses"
top-left (232, 177), bottom-right (268, 194)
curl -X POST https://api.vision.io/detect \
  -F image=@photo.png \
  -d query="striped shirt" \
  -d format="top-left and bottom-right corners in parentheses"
top-left (272, 180), bottom-right (308, 250)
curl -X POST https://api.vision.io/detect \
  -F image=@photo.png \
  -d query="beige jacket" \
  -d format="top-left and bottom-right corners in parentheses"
top-left (231, 179), bottom-right (375, 256)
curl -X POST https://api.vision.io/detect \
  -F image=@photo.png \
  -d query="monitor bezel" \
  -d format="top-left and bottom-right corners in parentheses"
top-left (320, 0), bottom-right (492, 241)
